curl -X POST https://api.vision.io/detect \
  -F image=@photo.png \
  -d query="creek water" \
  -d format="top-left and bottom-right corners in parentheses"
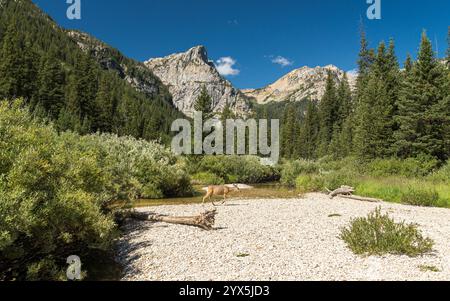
top-left (134, 183), bottom-right (299, 207)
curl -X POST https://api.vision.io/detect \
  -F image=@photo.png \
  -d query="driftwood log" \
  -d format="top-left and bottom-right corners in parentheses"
top-left (327, 185), bottom-right (382, 203)
top-left (339, 195), bottom-right (382, 203)
top-left (327, 186), bottom-right (355, 198)
top-left (129, 210), bottom-right (217, 231)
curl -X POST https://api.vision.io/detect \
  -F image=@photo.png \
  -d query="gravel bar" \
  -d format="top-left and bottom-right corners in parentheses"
top-left (116, 193), bottom-right (450, 281)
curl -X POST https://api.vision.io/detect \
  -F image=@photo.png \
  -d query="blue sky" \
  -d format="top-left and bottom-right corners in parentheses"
top-left (32, 0), bottom-right (449, 89)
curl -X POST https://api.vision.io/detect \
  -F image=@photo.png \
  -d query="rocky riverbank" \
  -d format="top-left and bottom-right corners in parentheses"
top-left (117, 193), bottom-right (450, 281)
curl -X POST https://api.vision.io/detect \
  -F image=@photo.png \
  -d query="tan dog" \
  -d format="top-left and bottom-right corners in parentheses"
top-left (202, 184), bottom-right (240, 206)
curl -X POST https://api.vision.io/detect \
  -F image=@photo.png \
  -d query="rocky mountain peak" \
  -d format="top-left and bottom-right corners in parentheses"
top-left (144, 46), bottom-right (249, 117)
top-left (242, 65), bottom-right (356, 104)
top-left (185, 45), bottom-right (209, 63)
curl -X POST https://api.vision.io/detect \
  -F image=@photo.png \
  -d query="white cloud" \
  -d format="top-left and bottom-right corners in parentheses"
top-left (227, 19), bottom-right (239, 25)
top-left (271, 56), bottom-right (293, 67)
top-left (215, 57), bottom-right (240, 76)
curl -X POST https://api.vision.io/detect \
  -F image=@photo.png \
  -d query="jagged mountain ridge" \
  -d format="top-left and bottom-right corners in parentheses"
top-left (144, 46), bottom-right (250, 116)
top-left (66, 30), bottom-right (172, 100)
top-left (242, 65), bottom-right (357, 104)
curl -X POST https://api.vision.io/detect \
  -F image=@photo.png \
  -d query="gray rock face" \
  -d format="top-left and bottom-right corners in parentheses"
top-left (145, 46), bottom-right (250, 116)
top-left (242, 65), bottom-right (357, 104)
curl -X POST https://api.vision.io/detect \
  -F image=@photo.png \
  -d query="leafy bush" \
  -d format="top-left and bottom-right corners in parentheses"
top-left (427, 161), bottom-right (450, 182)
top-left (340, 208), bottom-right (434, 257)
top-left (192, 172), bottom-right (225, 185)
top-left (295, 175), bottom-right (324, 193)
top-left (83, 134), bottom-right (193, 200)
top-left (399, 187), bottom-right (440, 207)
top-left (0, 101), bottom-right (116, 280)
top-left (195, 155), bottom-right (280, 184)
top-left (321, 170), bottom-right (360, 191)
top-left (281, 160), bottom-right (320, 186)
top-left (317, 156), bottom-right (364, 174)
top-left (0, 101), bottom-right (193, 280)
top-left (367, 157), bottom-right (439, 178)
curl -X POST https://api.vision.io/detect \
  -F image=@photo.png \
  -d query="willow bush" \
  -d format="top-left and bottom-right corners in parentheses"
top-left (0, 101), bottom-right (192, 280)
top-left (340, 208), bottom-right (434, 257)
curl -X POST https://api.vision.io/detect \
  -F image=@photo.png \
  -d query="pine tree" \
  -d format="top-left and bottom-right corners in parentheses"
top-left (317, 71), bottom-right (338, 157)
top-left (357, 22), bottom-right (373, 78)
top-left (36, 51), bottom-right (65, 119)
top-left (394, 31), bottom-right (447, 160)
top-left (298, 102), bottom-right (320, 159)
top-left (66, 53), bottom-right (98, 126)
top-left (353, 40), bottom-right (401, 159)
top-left (0, 21), bottom-right (37, 100)
top-left (221, 101), bottom-right (234, 122)
top-left (0, 20), bottom-right (21, 99)
top-left (441, 27), bottom-right (450, 159)
top-left (94, 74), bottom-right (116, 132)
top-left (329, 74), bottom-right (353, 158)
top-left (194, 86), bottom-right (213, 117)
top-left (384, 39), bottom-right (401, 154)
top-left (336, 73), bottom-right (353, 130)
top-left (447, 26), bottom-right (450, 67)
top-left (281, 103), bottom-right (301, 159)
top-left (404, 54), bottom-right (413, 74)
top-left (338, 115), bottom-right (355, 158)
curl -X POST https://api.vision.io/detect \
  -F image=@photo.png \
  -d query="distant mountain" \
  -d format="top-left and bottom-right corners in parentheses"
top-left (242, 65), bottom-right (356, 104)
top-left (66, 30), bottom-right (168, 99)
top-left (145, 46), bottom-right (250, 117)
top-left (0, 0), bottom-right (183, 142)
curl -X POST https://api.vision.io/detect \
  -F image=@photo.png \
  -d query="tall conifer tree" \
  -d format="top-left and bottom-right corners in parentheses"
top-left (394, 31), bottom-right (447, 160)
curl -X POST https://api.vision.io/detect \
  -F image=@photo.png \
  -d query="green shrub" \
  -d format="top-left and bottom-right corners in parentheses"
top-left (0, 101), bottom-right (116, 280)
top-left (317, 156), bottom-right (364, 174)
top-left (281, 160), bottom-right (320, 186)
top-left (196, 155), bottom-right (279, 184)
top-left (367, 157), bottom-right (439, 178)
top-left (192, 172), bottom-right (225, 185)
top-left (321, 170), bottom-right (359, 191)
top-left (0, 101), bottom-right (193, 280)
top-left (81, 133), bottom-right (193, 200)
top-left (400, 187), bottom-right (440, 207)
top-left (427, 161), bottom-right (450, 182)
top-left (340, 207), bottom-right (434, 257)
top-left (295, 175), bottom-right (324, 193)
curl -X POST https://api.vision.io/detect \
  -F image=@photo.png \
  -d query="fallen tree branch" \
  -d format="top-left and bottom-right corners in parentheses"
top-left (128, 210), bottom-right (217, 231)
top-left (327, 185), bottom-right (383, 203)
top-left (339, 195), bottom-right (383, 203)
top-left (328, 185), bottom-right (355, 199)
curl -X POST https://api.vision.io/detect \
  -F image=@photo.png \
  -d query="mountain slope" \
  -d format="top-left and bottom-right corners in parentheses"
top-left (66, 30), bottom-right (169, 99)
top-left (242, 65), bottom-right (356, 103)
top-left (145, 46), bottom-right (250, 116)
top-left (0, 0), bottom-right (183, 142)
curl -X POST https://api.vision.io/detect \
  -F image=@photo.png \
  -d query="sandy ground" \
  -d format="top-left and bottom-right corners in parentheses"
top-left (116, 193), bottom-right (450, 281)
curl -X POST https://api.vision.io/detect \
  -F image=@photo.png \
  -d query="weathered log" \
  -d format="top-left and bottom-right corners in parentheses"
top-left (339, 195), bottom-right (383, 203)
top-left (129, 210), bottom-right (217, 231)
top-left (327, 185), bottom-right (355, 199)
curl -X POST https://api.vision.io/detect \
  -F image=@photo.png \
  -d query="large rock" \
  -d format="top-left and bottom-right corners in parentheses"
top-left (144, 46), bottom-right (250, 116)
top-left (242, 65), bottom-right (356, 104)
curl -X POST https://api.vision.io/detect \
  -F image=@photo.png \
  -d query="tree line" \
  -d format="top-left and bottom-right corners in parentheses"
top-left (0, 0), bottom-right (182, 144)
top-left (279, 27), bottom-right (450, 163)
